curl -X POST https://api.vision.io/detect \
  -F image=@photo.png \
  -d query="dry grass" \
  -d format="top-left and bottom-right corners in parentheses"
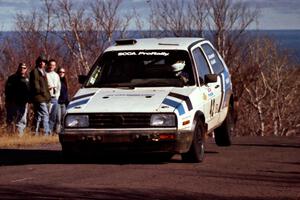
top-left (0, 131), bottom-right (59, 148)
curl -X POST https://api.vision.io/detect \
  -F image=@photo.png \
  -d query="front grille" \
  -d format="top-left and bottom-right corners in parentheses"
top-left (89, 113), bottom-right (152, 128)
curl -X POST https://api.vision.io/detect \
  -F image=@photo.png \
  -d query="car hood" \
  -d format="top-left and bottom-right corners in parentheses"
top-left (67, 87), bottom-right (196, 115)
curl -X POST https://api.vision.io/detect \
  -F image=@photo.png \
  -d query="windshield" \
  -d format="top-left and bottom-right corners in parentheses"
top-left (85, 50), bottom-right (195, 88)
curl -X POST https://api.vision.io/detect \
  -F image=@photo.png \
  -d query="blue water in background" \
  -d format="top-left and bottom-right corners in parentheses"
top-left (256, 30), bottom-right (300, 63)
top-left (1, 30), bottom-right (299, 63)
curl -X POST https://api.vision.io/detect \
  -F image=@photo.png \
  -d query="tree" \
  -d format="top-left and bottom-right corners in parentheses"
top-left (149, 0), bottom-right (207, 37)
top-left (12, 0), bottom-right (64, 66)
top-left (239, 38), bottom-right (270, 136)
top-left (53, 0), bottom-right (132, 75)
top-left (206, 0), bottom-right (259, 65)
top-left (54, 0), bottom-right (92, 74)
top-left (237, 38), bottom-right (300, 136)
top-left (265, 48), bottom-right (300, 136)
top-left (91, 0), bottom-right (132, 42)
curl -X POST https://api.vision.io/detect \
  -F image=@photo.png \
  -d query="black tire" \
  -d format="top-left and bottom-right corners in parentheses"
top-left (181, 120), bottom-right (205, 163)
top-left (214, 104), bottom-right (234, 146)
top-left (61, 143), bottom-right (77, 161)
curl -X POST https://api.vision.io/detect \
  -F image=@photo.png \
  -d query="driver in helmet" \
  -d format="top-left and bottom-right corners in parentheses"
top-left (171, 60), bottom-right (189, 84)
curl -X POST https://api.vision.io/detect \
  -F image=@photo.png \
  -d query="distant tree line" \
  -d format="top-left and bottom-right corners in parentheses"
top-left (0, 0), bottom-right (299, 136)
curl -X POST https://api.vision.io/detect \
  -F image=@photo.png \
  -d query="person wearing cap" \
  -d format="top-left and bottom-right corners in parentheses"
top-left (46, 59), bottom-right (61, 133)
top-left (5, 63), bottom-right (30, 136)
top-left (29, 54), bottom-right (51, 136)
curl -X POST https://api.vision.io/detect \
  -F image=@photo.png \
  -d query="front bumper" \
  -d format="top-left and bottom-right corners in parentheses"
top-left (59, 128), bottom-right (193, 154)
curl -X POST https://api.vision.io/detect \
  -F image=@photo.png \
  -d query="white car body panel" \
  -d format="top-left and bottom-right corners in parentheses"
top-left (67, 87), bottom-right (203, 131)
top-left (61, 37), bottom-right (234, 155)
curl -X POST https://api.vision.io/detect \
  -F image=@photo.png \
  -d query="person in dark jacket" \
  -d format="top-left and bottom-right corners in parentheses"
top-left (56, 67), bottom-right (69, 133)
top-left (5, 63), bottom-right (30, 136)
top-left (29, 54), bottom-right (51, 136)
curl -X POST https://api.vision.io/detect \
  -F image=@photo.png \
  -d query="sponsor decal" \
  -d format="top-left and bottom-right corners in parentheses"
top-left (208, 88), bottom-right (214, 97)
top-left (105, 94), bottom-right (154, 97)
top-left (210, 59), bottom-right (216, 65)
top-left (207, 53), bottom-right (217, 65)
top-left (118, 52), bottom-right (169, 56)
top-left (207, 53), bottom-right (215, 60)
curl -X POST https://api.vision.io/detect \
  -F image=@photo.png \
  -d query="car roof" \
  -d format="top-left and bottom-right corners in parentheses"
top-left (105, 37), bottom-right (205, 52)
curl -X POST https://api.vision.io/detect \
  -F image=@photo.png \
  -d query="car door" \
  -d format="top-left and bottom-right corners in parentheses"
top-left (201, 43), bottom-right (233, 125)
top-left (200, 43), bottom-right (224, 116)
top-left (191, 46), bottom-right (220, 128)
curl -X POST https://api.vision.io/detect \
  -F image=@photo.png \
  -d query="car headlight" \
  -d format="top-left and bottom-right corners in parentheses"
top-left (65, 115), bottom-right (89, 128)
top-left (150, 114), bottom-right (176, 127)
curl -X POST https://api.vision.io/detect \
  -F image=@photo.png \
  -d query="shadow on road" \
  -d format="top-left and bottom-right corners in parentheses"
top-left (196, 170), bottom-right (300, 186)
top-left (232, 143), bottom-right (300, 149)
top-left (257, 169), bottom-right (300, 175)
top-left (0, 149), bottom-right (218, 166)
top-left (269, 161), bottom-right (300, 166)
top-left (0, 149), bottom-right (62, 166)
top-left (0, 184), bottom-right (293, 200)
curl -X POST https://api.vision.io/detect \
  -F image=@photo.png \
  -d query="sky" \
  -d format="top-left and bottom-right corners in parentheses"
top-left (0, 0), bottom-right (300, 31)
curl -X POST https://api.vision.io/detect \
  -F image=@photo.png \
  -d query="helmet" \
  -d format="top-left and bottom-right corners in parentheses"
top-left (171, 60), bottom-right (185, 72)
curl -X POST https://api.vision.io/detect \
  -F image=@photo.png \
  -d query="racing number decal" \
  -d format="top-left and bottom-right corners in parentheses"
top-left (210, 99), bottom-right (216, 118)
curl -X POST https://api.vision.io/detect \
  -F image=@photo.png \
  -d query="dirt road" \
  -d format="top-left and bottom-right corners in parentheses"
top-left (0, 136), bottom-right (299, 200)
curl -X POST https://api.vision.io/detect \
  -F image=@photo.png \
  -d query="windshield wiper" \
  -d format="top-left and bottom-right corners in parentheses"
top-left (97, 83), bottom-right (135, 89)
top-left (130, 79), bottom-right (185, 87)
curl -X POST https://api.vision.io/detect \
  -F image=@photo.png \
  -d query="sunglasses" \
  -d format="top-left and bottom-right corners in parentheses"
top-left (59, 71), bottom-right (65, 74)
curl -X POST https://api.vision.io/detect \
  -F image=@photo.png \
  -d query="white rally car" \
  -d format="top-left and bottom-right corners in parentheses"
top-left (60, 38), bottom-right (236, 162)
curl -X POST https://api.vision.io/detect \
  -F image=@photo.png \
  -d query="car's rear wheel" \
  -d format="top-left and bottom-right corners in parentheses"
top-left (181, 120), bottom-right (205, 163)
top-left (214, 104), bottom-right (234, 146)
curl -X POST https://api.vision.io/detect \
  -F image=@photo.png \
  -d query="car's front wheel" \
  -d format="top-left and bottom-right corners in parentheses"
top-left (181, 120), bottom-right (205, 163)
top-left (61, 142), bottom-right (77, 161)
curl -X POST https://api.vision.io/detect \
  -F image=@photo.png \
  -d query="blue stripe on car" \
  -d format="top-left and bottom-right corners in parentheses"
top-left (67, 98), bottom-right (90, 110)
top-left (168, 92), bottom-right (193, 111)
top-left (162, 98), bottom-right (185, 115)
top-left (222, 69), bottom-right (231, 108)
top-left (71, 92), bottom-right (95, 101)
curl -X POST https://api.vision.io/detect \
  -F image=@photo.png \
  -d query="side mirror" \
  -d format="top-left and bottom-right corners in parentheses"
top-left (204, 74), bottom-right (218, 84)
top-left (78, 75), bottom-right (87, 84)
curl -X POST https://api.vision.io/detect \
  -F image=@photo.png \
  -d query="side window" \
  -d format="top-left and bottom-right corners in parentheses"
top-left (192, 47), bottom-right (211, 83)
top-left (201, 43), bottom-right (224, 74)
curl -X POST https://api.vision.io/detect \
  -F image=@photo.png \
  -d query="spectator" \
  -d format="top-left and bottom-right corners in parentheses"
top-left (5, 63), bottom-right (30, 136)
top-left (56, 67), bottom-right (69, 133)
top-left (46, 59), bottom-right (61, 134)
top-left (30, 54), bottom-right (51, 136)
